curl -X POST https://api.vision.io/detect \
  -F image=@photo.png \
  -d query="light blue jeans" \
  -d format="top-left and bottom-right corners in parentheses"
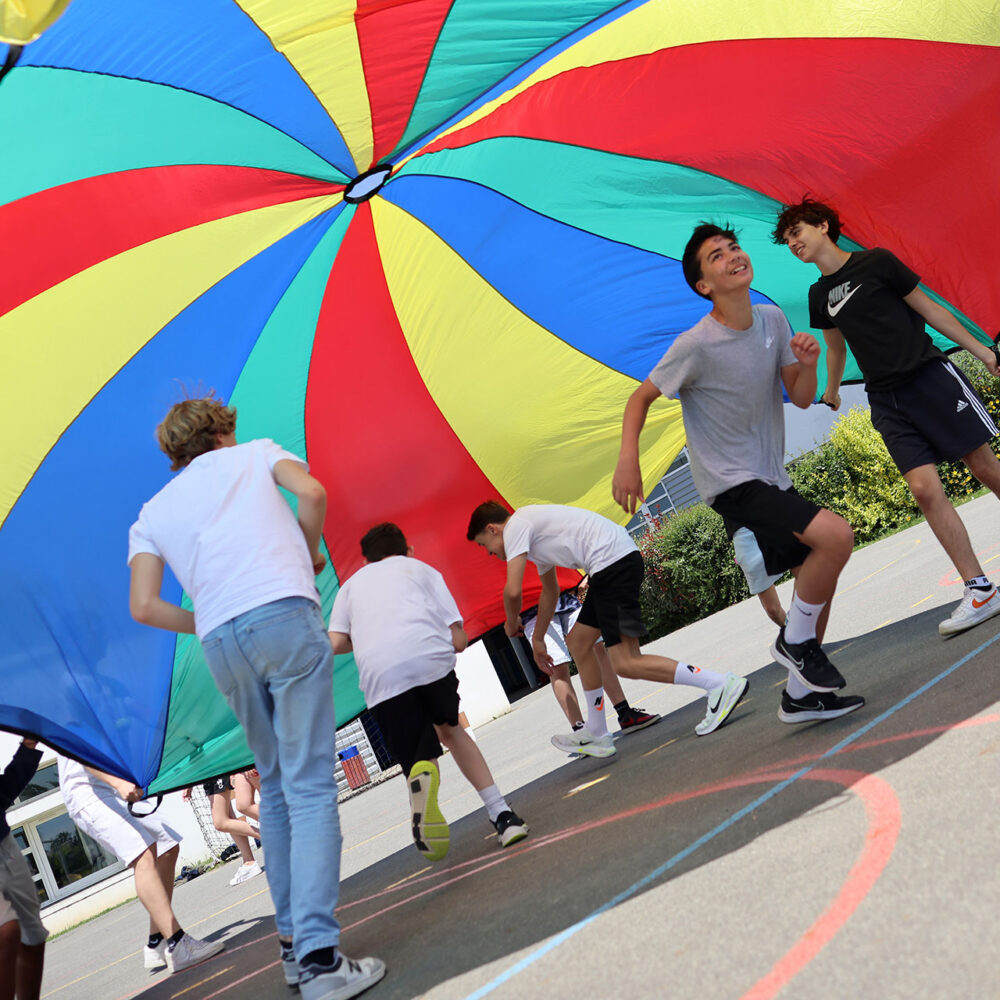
top-left (202, 596), bottom-right (340, 960)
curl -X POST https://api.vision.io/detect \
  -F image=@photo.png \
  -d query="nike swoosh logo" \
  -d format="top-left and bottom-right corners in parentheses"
top-left (972, 594), bottom-right (997, 608)
top-left (765, 336), bottom-right (775, 348)
top-left (828, 284), bottom-right (862, 317)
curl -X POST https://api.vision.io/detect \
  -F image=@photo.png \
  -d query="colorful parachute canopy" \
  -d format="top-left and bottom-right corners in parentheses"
top-left (1, 1), bottom-right (997, 793)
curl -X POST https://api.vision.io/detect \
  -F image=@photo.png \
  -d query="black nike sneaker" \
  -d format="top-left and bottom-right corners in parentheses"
top-left (771, 627), bottom-right (846, 693)
top-left (778, 689), bottom-right (866, 724)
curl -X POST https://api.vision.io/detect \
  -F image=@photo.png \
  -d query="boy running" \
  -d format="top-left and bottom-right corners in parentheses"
top-left (774, 198), bottom-right (1000, 636)
top-left (613, 223), bottom-right (865, 724)
top-left (328, 523), bottom-right (528, 856)
top-left (128, 397), bottom-right (384, 1000)
top-left (467, 501), bottom-right (748, 757)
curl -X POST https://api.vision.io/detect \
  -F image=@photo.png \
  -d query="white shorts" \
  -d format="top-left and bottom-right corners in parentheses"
top-left (67, 790), bottom-right (181, 867)
top-left (0, 835), bottom-right (48, 945)
top-left (524, 607), bottom-right (584, 665)
top-left (732, 526), bottom-right (783, 595)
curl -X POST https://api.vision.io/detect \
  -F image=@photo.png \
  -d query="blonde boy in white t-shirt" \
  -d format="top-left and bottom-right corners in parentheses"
top-left (127, 397), bottom-right (383, 1000)
top-left (329, 523), bottom-right (528, 859)
top-left (467, 501), bottom-right (749, 758)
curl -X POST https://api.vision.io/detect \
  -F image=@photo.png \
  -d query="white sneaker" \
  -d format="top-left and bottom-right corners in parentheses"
top-left (229, 860), bottom-right (263, 885)
top-left (299, 953), bottom-right (386, 1000)
top-left (938, 585), bottom-right (1000, 636)
top-left (695, 673), bottom-right (749, 736)
top-left (143, 939), bottom-right (167, 971)
top-left (550, 730), bottom-right (616, 758)
top-left (167, 933), bottom-right (225, 974)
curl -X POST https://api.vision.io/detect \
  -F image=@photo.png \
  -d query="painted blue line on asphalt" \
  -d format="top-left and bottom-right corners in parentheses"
top-left (464, 629), bottom-right (1000, 999)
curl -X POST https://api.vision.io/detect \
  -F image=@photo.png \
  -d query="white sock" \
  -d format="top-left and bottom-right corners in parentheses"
top-left (786, 673), bottom-right (811, 699)
top-left (672, 662), bottom-right (726, 693)
top-left (583, 688), bottom-right (609, 737)
top-left (478, 784), bottom-right (509, 823)
top-left (784, 595), bottom-right (826, 644)
top-left (965, 575), bottom-right (991, 591)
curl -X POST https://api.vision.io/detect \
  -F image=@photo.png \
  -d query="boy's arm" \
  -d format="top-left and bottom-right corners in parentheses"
top-left (527, 568), bottom-right (560, 674)
top-left (613, 379), bottom-right (663, 514)
top-left (903, 288), bottom-right (999, 376)
top-left (0, 741), bottom-right (43, 810)
top-left (449, 622), bottom-right (468, 653)
top-left (129, 553), bottom-right (196, 633)
top-left (84, 764), bottom-right (143, 803)
top-left (820, 328), bottom-right (848, 410)
top-left (272, 459), bottom-right (328, 573)
top-left (328, 631), bottom-right (353, 654)
top-left (780, 333), bottom-right (821, 409)
top-left (502, 555), bottom-right (529, 636)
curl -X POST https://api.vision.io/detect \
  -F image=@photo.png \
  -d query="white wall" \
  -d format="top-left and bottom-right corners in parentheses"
top-left (454, 641), bottom-right (511, 729)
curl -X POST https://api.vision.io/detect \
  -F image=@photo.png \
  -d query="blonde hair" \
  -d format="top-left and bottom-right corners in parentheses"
top-left (156, 396), bottom-right (237, 470)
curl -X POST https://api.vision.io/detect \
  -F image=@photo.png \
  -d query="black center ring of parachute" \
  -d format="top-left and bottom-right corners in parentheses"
top-left (343, 164), bottom-right (394, 204)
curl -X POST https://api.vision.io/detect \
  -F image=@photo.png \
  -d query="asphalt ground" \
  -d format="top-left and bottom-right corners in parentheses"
top-left (39, 496), bottom-right (1000, 1000)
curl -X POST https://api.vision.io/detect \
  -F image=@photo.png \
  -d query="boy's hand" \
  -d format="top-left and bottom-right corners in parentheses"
top-left (532, 638), bottom-right (555, 675)
top-left (503, 618), bottom-right (524, 638)
top-left (311, 551), bottom-right (327, 575)
top-left (612, 458), bottom-right (645, 514)
top-left (976, 342), bottom-right (1000, 377)
top-left (789, 332), bottom-right (820, 367)
top-left (821, 389), bottom-right (841, 411)
top-left (114, 779), bottom-right (144, 803)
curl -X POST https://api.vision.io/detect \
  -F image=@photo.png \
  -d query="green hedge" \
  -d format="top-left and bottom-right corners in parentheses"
top-left (638, 350), bottom-right (1000, 640)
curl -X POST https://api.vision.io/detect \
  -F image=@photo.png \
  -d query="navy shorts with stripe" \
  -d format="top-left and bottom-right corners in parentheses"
top-left (868, 359), bottom-right (997, 475)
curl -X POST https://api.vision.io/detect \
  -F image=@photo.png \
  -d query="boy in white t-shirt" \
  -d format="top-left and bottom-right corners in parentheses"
top-left (467, 502), bottom-right (749, 758)
top-left (329, 523), bottom-right (528, 858)
top-left (127, 397), bottom-right (384, 1000)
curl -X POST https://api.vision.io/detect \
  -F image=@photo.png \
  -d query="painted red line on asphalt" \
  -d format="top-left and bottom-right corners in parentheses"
top-left (740, 768), bottom-right (900, 1000)
top-left (745, 712), bottom-right (1000, 778)
top-left (202, 959), bottom-right (279, 1000)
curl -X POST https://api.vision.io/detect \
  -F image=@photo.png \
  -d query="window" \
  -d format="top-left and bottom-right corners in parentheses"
top-left (11, 827), bottom-right (48, 903)
top-left (35, 813), bottom-right (117, 892)
top-left (13, 761), bottom-right (60, 806)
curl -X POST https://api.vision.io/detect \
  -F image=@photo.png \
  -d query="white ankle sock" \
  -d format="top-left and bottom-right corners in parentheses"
top-left (786, 673), bottom-right (811, 699)
top-left (583, 688), bottom-right (608, 737)
top-left (673, 662), bottom-right (726, 693)
top-left (478, 784), bottom-right (509, 823)
top-left (785, 595), bottom-right (826, 644)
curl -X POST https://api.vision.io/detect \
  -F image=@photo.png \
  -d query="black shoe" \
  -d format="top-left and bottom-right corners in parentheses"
top-left (616, 707), bottom-right (662, 734)
top-left (493, 810), bottom-right (529, 848)
top-left (778, 689), bottom-right (865, 724)
top-left (771, 628), bottom-right (846, 692)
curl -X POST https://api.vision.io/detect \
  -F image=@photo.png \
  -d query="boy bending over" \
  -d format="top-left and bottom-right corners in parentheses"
top-left (329, 523), bottom-right (528, 858)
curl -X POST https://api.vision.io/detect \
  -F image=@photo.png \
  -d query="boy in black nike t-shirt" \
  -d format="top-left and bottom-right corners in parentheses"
top-left (774, 198), bottom-right (1000, 637)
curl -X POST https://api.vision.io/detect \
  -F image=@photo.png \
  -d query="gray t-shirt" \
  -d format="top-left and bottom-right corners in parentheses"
top-left (648, 304), bottom-right (796, 505)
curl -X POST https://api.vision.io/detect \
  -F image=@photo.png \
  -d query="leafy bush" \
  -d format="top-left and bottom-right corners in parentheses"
top-left (638, 504), bottom-right (749, 641)
top-left (789, 405), bottom-right (918, 545)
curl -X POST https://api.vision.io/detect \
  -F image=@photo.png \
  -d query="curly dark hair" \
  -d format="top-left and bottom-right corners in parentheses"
top-left (771, 198), bottom-right (842, 245)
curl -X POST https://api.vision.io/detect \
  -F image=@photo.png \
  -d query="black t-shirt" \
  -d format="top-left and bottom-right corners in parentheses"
top-left (808, 247), bottom-right (945, 390)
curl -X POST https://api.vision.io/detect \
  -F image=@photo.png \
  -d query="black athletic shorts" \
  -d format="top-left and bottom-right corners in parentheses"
top-left (202, 775), bottom-right (233, 797)
top-left (369, 670), bottom-right (461, 776)
top-left (574, 550), bottom-right (647, 648)
top-left (868, 359), bottom-right (997, 475)
top-left (711, 481), bottom-right (819, 576)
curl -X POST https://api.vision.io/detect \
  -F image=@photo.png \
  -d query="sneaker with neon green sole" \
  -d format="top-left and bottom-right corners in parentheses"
top-left (408, 760), bottom-right (449, 861)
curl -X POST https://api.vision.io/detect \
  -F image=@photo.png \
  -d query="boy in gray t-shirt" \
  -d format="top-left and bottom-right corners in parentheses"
top-left (613, 223), bottom-right (864, 725)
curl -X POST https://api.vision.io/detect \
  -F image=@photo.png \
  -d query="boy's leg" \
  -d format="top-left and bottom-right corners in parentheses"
top-left (548, 662), bottom-right (584, 727)
top-left (757, 586), bottom-right (786, 628)
top-left (203, 598), bottom-right (342, 966)
top-left (16, 942), bottom-right (45, 1000)
top-left (963, 442), bottom-right (1000, 495)
top-left (208, 793), bottom-right (256, 864)
top-left (434, 723), bottom-right (493, 791)
top-left (131, 846), bottom-right (181, 939)
top-left (0, 918), bottom-right (18, 1000)
top-left (789, 509), bottom-right (854, 607)
top-left (904, 464), bottom-right (984, 580)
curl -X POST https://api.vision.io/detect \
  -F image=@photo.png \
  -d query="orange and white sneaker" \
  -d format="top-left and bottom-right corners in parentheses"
top-left (939, 585), bottom-right (1000, 637)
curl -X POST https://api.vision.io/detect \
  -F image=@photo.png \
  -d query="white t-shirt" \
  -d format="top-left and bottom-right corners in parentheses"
top-left (503, 505), bottom-right (637, 576)
top-left (329, 556), bottom-right (461, 707)
top-left (128, 439), bottom-right (320, 638)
